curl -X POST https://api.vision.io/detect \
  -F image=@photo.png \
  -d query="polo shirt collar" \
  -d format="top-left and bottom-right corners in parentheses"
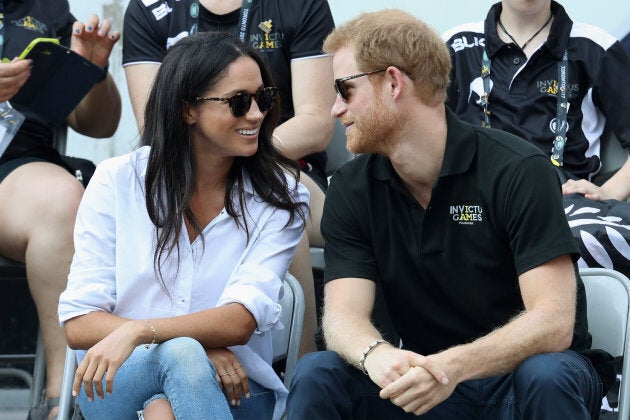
top-left (484, 1), bottom-right (572, 60)
top-left (369, 107), bottom-right (476, 182)
top-left (440, 107), bottom-right (477, 177)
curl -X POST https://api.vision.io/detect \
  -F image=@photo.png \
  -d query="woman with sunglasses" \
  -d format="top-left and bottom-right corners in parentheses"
top-left (123, 0), bottom-right (336, 356)
top-left (58, 31), bottom-right (308, 420)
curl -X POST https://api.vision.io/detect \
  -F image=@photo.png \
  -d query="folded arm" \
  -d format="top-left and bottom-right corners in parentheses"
top-left (272, 56), bottom-right (336, 159)
top-left (67, 15), bottom-right (121, 138)
top-left (380, 254), bottom-right (577, 415)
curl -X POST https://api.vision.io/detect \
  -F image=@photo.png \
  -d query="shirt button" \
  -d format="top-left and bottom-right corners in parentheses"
top-left (512, 57), bottom-right (521, 65)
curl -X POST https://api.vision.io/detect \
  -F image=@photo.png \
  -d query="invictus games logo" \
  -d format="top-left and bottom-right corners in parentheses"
top-left (13, 16), bottom-right (46, 34)
top-left (536, 79), bottom-right (579, 98)
top-left (450, 204), bottom-right (483, 225)
top-left (250, 18), bottom-right (283, 51)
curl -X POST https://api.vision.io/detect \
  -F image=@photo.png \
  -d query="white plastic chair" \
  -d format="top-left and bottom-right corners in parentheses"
top-left (579, 267), bottom-right (630, 418)
top-left (272, 272), bottom-right (305, 387)
top-left (57, 272), bottom-right (305, 419)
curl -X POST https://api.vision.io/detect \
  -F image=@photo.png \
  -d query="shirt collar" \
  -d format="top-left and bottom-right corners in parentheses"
top-left (484, 0), bottom-right (572, 60)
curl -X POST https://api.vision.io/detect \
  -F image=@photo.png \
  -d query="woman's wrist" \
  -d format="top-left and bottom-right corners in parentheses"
top-left (127, 319), bottom-right (155, 347)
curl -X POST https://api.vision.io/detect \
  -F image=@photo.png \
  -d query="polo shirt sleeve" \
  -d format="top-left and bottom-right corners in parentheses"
top-left (288, 0), bottom-right (334, 60)
top-left (321, 169), bottom-right (379, 284)
top-left (502, 155), bottom-right (579, 275)
top-left (591, 41), bottom-right (630, 148)
top-left (123, 0), bottom-right (167, 65)
top-left (217, 180), bottom-right (310, 333)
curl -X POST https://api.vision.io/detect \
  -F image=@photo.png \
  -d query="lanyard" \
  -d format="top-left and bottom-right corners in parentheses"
top-left (479, 49), bottom-right (569, 166)
top-left (0, 0), bottom-right (4, 59)
top-left (550, 50), bottom-right (569, 167)
top-left (188, 0), bottom-right (253, 42)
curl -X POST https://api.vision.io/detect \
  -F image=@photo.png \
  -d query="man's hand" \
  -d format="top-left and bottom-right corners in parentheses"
top-left (379, 362), bottom-right (456, 415)
top-left (0, 59), bottom-right (31, 101)
top-left (364, 345), bottom-right (449, 388)
top-left (363, 346), bottom-right (453, 415)
top-left (70, 14), bottom-right (120, 68)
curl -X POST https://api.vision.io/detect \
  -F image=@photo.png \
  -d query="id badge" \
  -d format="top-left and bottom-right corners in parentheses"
top-left (0, 101), bottom-right (25, 158)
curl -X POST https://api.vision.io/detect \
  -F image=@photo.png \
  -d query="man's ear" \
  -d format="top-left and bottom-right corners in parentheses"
top-left (386, 67), bottom-right (406, 100)
top-left (183, 102), bottom-right (196, 125)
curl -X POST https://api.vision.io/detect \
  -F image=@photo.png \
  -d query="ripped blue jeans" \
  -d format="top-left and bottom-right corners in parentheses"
top-left (77, 337), bottom-right (275, 420)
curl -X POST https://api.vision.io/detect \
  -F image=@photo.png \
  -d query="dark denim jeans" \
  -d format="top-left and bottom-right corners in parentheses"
top-left (287, 350), bottom-right (601, 419)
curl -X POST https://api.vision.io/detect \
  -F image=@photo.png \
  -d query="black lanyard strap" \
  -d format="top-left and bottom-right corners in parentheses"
top-left (479, 48), bottom-right (569, 166)
top-left (188, 0), bottom-right (253, 42)
top-left (550, 50), bottom-right (569, 167)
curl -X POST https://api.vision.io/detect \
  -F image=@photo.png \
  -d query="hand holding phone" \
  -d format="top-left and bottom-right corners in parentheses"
top-left (8, 37), bottom-right (106, 123)
top-left (0, 58), bottom-right (32, 102)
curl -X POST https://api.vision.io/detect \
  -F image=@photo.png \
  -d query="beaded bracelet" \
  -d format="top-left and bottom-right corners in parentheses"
top-left (358, 339), bottom-right (387, 375)
top-left (144, 319), bottom-right (157, 349)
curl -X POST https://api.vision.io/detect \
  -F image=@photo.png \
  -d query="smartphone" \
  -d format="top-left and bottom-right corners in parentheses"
top-left (1, 37), bottom-right (61, 63)
top-left (18, 37), bottom-right (61, 60)
top-left (10, 37), bottom-right (105, 123)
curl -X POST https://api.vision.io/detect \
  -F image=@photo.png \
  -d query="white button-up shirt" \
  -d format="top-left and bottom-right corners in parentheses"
top-left (58, 146), bottom-right (308, 418)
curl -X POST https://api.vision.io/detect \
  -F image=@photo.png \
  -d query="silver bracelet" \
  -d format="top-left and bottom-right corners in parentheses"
top-left (358, 339), bottom-right (387, 375)
top-left (144, 319), bottom-right (157, 349)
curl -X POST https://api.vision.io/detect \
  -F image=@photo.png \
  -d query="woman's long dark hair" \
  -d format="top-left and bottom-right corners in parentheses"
top-left (143, 32), bottom-right (305, 290)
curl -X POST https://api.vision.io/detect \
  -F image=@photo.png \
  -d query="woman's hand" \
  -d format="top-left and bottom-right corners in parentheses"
top-left (70, 14), bottom-right (120, 68)
top-left (0, 59), bottom-right (31, 101)
top-left (72, 320), bottom-right (145, 401)
top-left (206, 348), bottom-right (249, 407)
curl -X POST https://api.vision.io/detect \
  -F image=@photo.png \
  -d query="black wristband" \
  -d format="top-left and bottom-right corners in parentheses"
top-left (97, 62), bottom-right (109, 83)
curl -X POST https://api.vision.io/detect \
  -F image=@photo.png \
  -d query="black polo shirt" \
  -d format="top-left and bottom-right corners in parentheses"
top-left (443, 1), bottom-right (630, 181)
top-left (322, 109), bottom-right (587, 356)
top-left (0, 0), bottom-right (75, 163)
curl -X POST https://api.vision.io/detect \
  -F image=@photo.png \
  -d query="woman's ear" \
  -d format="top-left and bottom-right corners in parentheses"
top-left (183, 102), bottom-right (196, 125)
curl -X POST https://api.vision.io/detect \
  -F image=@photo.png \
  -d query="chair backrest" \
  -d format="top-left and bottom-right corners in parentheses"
top-left (272, 272), bottom-right (305, 387)
top-left (579, 267), bottom-right (630, 418)
top-left (600, 130), bottom-right (629, 175)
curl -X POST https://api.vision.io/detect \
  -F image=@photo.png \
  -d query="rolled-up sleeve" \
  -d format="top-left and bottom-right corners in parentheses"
top-left (217, 180), bottom-right (309, 333)
top-left (58, 161), bottom-right (118, 325)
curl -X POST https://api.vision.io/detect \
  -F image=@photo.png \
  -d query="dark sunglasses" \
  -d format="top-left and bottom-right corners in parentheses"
top-left (334, 68), bottom-right (386, 101)
top-left (195, 86), bottom-right (278, 118)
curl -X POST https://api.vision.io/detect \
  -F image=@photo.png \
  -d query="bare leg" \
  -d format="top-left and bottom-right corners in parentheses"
top-left (143, 398), bottom-right (176, 420)
top-left (0, 162), bottom-right (84, 418)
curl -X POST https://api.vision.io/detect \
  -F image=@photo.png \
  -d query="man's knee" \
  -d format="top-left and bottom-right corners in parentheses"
top-left (291, 350), bottom-right (347, 390)
top-left (288, 351), bottom-right (357, 417)
top-left (513, 351), bottom-right (602, 418)
top-left (514, 351), bottom-right (600, 396)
